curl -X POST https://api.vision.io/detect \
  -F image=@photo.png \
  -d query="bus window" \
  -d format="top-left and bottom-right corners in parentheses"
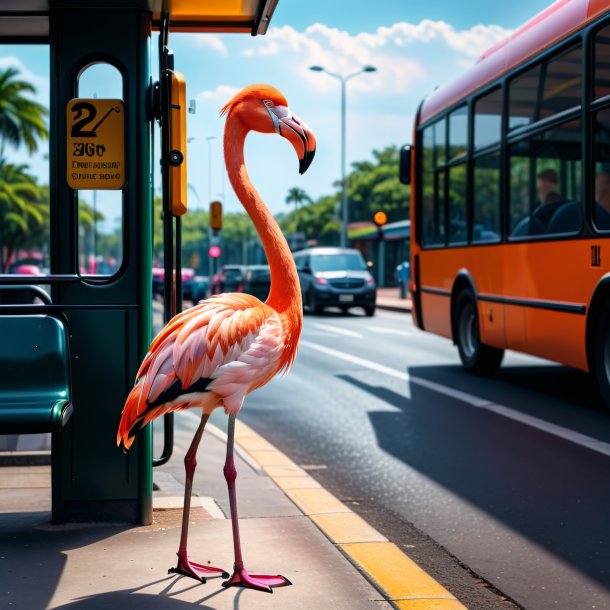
top-left (509, 119), bottom-right (582, 237)
top-left (421, 123), bottom-right (446, 246)
top-left (448, 105), bottom-right (468, 162)
top-left (76, 63), bottom-right (123, 277)
top-left (448, 164), bottom-right (467, 244)
top-left (540, 45), bottom-right (581, 119)
top-left (474, 88), bottom-right (501, 150)
top-left (594, 24), bottom-right (610, 100)
top-left (0, 45), bottom-right (49, 277)
top-left (509, 63), bottom-right (541, 130)
top-left (593, 108), bottom-right (610, 231)
top-left (510, 44), bottom-right (582, 131)
top-left (473, 152), bottom-right (501, 243)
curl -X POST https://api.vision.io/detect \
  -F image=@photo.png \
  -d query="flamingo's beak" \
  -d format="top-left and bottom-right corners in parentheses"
top-left (265, 103), bottom-right (316, 174)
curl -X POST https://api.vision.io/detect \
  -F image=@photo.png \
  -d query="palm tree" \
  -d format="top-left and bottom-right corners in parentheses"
top-left (0, 163), bottom-right (46, 271)
top-left (0, 67), bottom-right (48, 161)
top-left (285, 186), bottom-right (311, 213)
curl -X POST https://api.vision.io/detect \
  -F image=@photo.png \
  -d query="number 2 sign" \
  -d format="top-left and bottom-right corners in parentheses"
top-left (66, 98), bottom-right (125, 190)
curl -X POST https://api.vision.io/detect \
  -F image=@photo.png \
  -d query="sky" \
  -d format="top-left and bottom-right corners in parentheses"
top-left (2, 0), bottom-right (554, 228)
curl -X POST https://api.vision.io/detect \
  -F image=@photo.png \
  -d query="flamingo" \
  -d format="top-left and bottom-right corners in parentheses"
top-left (117, 84), bottom-right (316, 593)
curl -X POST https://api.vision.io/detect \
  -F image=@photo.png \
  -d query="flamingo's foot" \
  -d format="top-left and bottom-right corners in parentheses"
top-left (222, 566), bottom-right (292, 593)
top-left (168, 555), bottom-right (230, 583)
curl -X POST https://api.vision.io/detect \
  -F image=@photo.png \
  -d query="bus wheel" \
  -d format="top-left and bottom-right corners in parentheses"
top-left (455, 290), bottom-right (504, 375)
top-left (592, 309), bottom-right (610, 410)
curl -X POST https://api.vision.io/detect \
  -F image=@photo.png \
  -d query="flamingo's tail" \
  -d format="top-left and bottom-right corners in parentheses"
top-left (117, 381), bottom-right (146, 453)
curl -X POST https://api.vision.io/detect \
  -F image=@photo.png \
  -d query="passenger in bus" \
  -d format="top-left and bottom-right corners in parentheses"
top-left (594, 171), bottom-right (610, 230)
top-left (532, 168), bottom-right (564, 232)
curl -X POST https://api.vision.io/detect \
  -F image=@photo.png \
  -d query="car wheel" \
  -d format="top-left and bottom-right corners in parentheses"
top-left (455, 290), bottom-right (503, 375)
top-left (592, 304), bottom-right (610, 411)
top-left (308, 289), bottom-right (322, 315)
top-left (364, 306), bottom-right (375, 317)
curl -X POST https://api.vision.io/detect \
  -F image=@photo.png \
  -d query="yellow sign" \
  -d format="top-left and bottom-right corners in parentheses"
top-left (66, 98), bottom-right (125, 190)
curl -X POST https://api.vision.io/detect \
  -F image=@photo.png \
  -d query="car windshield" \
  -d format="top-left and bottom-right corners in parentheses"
top-left (224, 268), bottom-right (243, 279)
top-left (310, 253), bottom-right (367, 272)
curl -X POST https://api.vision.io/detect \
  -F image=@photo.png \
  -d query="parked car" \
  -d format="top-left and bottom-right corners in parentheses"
top-left (293, 247), bottom-right (377, 316)
top-left (209, 264), bottom-right (246, 295)
top-left (242, 265), bottom-right (271, 301)
top-left (151, 266), bottom-right (195, 301)
top-left (191, 275), bottom-right (209, 303)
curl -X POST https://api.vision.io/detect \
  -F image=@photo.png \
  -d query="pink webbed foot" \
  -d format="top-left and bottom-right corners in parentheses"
top-left (168, 554), bottom-right (230, 583)
top-left (222, 566), bottom-right (292, 593)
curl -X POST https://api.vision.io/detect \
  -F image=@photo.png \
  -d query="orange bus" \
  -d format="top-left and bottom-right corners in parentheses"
top-left (404, 0), bottom-right (610, 408)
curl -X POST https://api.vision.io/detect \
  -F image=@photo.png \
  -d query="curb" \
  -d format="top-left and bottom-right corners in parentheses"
top-left (232, 419), bottom-right (468, 610)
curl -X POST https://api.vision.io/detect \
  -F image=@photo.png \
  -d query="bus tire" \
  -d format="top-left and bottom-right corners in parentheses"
top-left (455, 290), bottom-right (504, 375)
top-left (592, 307), bottom-right (610, 411)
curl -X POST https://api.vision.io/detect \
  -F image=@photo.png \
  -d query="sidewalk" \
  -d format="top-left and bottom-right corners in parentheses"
top-left (376, 287), bottom-right (412, 313)
top-left (0, 411), bottom-right (465, 609)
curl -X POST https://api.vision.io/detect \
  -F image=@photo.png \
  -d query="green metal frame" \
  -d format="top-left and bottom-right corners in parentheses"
top-left (47, 2), bottom-right (153, 524)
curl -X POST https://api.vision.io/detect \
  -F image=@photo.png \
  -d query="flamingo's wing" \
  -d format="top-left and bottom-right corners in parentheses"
top-left (117, 293), bottom-right (283, 451)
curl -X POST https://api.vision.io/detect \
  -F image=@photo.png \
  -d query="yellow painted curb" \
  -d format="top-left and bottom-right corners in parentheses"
top-left (233, 419), bottom-right (468, 610)
top-left (395, 600), bottom-right (467, 610)
top-left (283, 487), bottom-right (351, 515)
top-left (341, 542), bottom-right (458, 602)
top-left (311, 512), bottom-right (389, 544)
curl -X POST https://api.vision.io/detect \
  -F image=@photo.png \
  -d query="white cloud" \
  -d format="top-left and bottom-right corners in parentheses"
top-left (241, 20), bottom-right (512, 94)
top-left (0, 56), bottom-right (49, 96)
top-left (193, 34), bottom-right (228, 56)
top-left (196, 84), bottom-right (240, 103)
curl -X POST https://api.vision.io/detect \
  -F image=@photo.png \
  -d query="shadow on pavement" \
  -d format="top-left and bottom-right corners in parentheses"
top-left (337, 363), bottom-right (610, 592)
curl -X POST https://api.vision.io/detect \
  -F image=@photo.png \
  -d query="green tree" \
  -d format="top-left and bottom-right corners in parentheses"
top-left (285, 187), bottom-right (311, 213)
top-left (346, 146), bottom-right (410, 225)
top-left (0, 163), bottom-right (47, 271)
top-left (0, 67), bottom-right (48, 161)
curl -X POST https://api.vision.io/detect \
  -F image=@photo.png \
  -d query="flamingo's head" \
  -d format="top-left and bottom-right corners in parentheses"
top-left (221, 84), bottom-right (316, 174)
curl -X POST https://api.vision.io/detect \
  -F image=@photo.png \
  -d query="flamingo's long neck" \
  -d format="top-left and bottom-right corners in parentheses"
top-left (224, 118), bottom-right (302, 344)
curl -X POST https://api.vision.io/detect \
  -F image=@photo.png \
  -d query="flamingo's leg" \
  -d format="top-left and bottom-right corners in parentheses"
top-left (222, 414), bottom-right (292, 593)
top-left (168, 411), bottom-right (229, 583)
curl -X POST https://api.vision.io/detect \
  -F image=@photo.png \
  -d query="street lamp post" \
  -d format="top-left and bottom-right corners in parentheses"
top-left (310, 64), bottom-right (377, 248)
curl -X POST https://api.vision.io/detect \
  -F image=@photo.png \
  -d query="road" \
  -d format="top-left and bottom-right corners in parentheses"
top-left (153, 303), bottom-right (610, 609)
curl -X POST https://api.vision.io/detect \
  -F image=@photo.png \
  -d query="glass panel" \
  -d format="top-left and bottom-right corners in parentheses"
top-left (593, 108), bottom-right (610, 231)
top-left (0, 45), bottom-right (50, 279)
top-left (448, 164), bottom-right (467, 244)
top-left (474, 88), bottom-right (502, 150)
top-left (434, 118), bottom-right (446, 167)
top-left (473, 153), bottom-right (501, 243)
top-left (421, 169), bottom-right (445, 247)
top-left (540, 45), bottom-right (581, 118)
top-left (509, 119), bottom-right (582, 237)
top-left (76, 63), bottom-right (123, 276)
top-left (448, 106), bottom-right (468, 162)
top-left (595, 24), bottom-right (610, 99)
top-left (509, 64), bottom-right (541, 130)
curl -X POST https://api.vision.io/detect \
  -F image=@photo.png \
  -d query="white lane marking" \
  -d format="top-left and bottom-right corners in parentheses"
top-left (299, 340), bottom-right (610, 458)
top-left (311, 323), bottom-right (363, 338)
top-left (300, 340), bottom-right (409, 381)
top-left (368, 325), bottom-right (413, 337)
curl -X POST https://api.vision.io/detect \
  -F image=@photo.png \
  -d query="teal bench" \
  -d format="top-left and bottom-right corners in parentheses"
top-left (0, 314), bottom-right (72, 435)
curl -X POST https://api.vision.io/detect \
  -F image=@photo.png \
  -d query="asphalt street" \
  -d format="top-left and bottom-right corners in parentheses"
top-left (153, 303), bottom-right (610, 610)
top-left (239, 308), bottom-right (610, 610)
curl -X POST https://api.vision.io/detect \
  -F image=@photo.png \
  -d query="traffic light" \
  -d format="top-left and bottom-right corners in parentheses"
top-left (373, 210), bottom-right (387, 227)
top-left (210, 200), bottom-right (222, 230)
